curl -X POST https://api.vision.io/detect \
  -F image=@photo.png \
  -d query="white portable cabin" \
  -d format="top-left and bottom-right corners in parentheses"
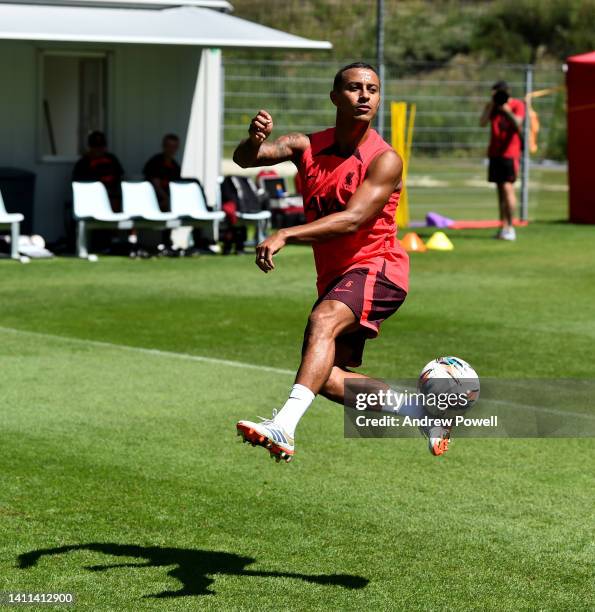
top-left (0, 0), bottom-right (331, 242)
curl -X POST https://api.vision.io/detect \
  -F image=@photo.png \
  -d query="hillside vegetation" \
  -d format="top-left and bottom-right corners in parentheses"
top-left (226, 1), bottom-right (581, 160)
top-left (230, 0), bottom-right (595, 66)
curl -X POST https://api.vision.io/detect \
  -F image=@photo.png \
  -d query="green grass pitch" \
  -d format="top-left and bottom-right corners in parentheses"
top-left (1, 193), bottom-right (594, 609)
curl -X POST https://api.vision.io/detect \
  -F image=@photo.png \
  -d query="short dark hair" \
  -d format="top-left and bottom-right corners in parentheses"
top-left (333, 62), bottom-right (379, 91)
top-left (88, 130), bottom-right (106, 148)
top-left (162, 133), bottom-right (179, 144)
top-left (492, 80), bottom-right (509, 92)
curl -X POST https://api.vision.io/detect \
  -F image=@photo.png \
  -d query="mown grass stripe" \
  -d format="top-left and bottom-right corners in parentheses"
top-left (0, 325), bottom-right (294, 377)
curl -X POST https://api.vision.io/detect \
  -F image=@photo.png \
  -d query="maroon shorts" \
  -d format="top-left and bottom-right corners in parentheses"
top-left (313, 264), bottom-right (407, 367)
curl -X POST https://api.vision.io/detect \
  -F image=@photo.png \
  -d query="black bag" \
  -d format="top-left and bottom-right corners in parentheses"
top-left (221, 176), bottom-right (263, 213)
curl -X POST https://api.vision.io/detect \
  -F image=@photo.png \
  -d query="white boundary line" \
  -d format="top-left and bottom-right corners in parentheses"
top-left (1, 325), bottom-right (594, 422)
top-left (483, 399), bottom-right (595, 420)
top-left (0, 325), bottom-right (294, 376)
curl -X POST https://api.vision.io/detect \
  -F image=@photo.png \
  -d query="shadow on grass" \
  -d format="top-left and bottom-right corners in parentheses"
top-left (18, 543), bottom-right (368, 598)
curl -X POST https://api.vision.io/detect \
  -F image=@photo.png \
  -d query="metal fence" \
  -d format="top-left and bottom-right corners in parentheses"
top-left (223, 59), bottom-right (566, 222)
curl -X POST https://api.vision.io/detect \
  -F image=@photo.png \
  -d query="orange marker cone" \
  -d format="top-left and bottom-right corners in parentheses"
top-left (426, 231), bottom-right (454, 251)
top-left (401, 232), bottom-right (427, 252)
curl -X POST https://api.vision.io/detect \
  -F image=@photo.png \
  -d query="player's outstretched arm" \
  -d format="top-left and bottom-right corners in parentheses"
top-left (254, 150), bottom-right (402, 273)
top-left (233, 110), bottom-right (309, 168)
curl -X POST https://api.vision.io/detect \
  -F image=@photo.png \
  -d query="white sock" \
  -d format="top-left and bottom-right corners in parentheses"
top-left (376, 388), bottom-right (435, 432)
top-left (383, 397), bottom-right (427, 419)
top-left (371, 387), bottom-right (425, 418)
top-left (273, 384), bottom-right (315, 437)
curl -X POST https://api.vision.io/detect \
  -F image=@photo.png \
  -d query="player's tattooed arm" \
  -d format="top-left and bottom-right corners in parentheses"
top-left (254, 150), bottom-right (403, 273)
top-left (233, 110), bottom-right (309, 167)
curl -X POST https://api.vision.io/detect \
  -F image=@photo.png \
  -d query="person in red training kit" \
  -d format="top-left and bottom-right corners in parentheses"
top-left (73, 131), bottom-right (124, 212)
top-left (480, 80), bottom-right (525, 241)
top-left (232, 62), bottom-right (428, 463)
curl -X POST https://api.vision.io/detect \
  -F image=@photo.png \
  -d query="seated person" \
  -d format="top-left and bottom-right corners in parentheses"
top-left (142, 134), bottom-right (213, 255)
top-left (73, 131), bottom-right (124, 212)
top-left (143, 134), bottom-right (181, 212)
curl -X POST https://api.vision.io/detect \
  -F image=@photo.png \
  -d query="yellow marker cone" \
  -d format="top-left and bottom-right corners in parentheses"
top-left (401, 232), bottom-right (427, 252)
top-left (426, 231), bottom-right (454, 251)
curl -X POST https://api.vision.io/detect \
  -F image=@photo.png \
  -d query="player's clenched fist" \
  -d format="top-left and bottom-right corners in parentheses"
top-left (248, 110), bottom-right (273, 145)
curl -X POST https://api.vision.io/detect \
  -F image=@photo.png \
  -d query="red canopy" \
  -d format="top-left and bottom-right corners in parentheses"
top-left (567, 51), bottom-right (595, 63)
top-left (567, 51), bottom-right (595, 223)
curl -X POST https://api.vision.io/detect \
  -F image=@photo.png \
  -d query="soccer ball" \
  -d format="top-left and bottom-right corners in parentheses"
top-left (417, 356), bottom-right (480, 417)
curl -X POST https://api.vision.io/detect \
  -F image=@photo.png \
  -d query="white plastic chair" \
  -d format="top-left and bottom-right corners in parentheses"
top-left (72, 181), bottom-right (133, 259)
top-left (169, 181), bottom-right (225, 241)
top-left (241, 212), bottom-right (271, 244)
top-left (122, 181), bottom-right (180, 226)
top-left (0, 187), bottom-right (25, 260)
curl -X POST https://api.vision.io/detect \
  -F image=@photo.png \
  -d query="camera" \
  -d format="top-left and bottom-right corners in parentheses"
top-left (492, 89), bottom-right (510, 106)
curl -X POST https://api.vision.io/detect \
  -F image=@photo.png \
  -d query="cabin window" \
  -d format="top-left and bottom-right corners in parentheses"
top-left (40, 52), bottom-right (107, 161)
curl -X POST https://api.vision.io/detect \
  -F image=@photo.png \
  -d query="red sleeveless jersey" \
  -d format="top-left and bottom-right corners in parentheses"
top-left (298, 127), bottom-right (409, 294)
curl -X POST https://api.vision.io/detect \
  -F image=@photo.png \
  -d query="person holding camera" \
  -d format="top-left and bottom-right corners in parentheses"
top-left (480, 80), bottom-right (525, 241)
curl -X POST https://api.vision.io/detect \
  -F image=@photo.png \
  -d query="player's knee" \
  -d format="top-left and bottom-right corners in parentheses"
top-left (320, 367), bottom-right (343, 402)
